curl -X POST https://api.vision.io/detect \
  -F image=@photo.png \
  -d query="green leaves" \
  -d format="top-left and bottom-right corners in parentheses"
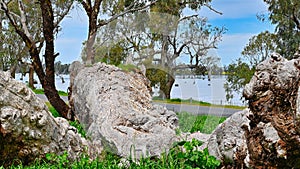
top-left (173, 139), bottom-right (221, 169)
top-left (263, 0), bottom-right (300, 58)
top-left (224, 59), bottom-right (255, 101)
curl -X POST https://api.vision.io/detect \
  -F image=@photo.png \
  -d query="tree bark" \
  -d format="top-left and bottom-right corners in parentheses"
top-left (39, 0), bottom-right (72, 120)
top-left (164, 75), bottom-right (175, 99)
top-left (81, 0), bottom-right (102, 65)
top-left (1, 0), bottom-right (73, 120)
top-left (28, 64), bottom-right (35, 89)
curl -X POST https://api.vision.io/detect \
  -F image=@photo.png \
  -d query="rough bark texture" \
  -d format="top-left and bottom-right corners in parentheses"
top-left (242, 53), bottom-right (300, 168)
top-left (69, 62), bottom-right (179, 159)
top-left (0, 71), bottom-right (102, 167)
top-left (207, 53), bottom-right (300, 168)
top-left (39, 0), bottom-right (72, 120)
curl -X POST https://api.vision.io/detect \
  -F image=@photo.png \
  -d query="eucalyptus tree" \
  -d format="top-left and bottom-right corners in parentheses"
top-left (78, 0), bottom-right (158, 65)
top-left (0, 0), bottom-right (74, 120)
top-left (224, 0), bottom-right (300, 101)
top-left (262, 0), bottom-right (300, 58)
top-left (87, 2), bottom-right (225, 98)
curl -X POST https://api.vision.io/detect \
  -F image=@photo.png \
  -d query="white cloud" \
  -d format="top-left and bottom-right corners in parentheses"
top-left (197, 0), bottom-right (269, 20)
top-left (217, 33), bottom-right (256, 65)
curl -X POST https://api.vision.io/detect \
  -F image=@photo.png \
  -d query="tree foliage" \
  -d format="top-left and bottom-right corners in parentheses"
top-left (262, 0), bottom-right (300, 58)
top-left (86, 1), bottom-right (225, 98)
top-left (224, 31), bottom-right (277, 101)
top-left (241, 31), bottom-right (277, 66)
top-left (224, 59), bottom-right (255, 101)
top-left (225, 0), bottom-right (300, 101)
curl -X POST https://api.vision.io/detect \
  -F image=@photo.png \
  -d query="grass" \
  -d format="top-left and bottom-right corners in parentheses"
top-left (4, 140), bottom-right (220, 169)
top-left (177, 112), bottom-right (226, 134)
top-left (2, 104), bottom-right (224, 168)
top-left (153, 97), bottom-right (245, 110)
top-left (32, 88), bottom-right (68, 96)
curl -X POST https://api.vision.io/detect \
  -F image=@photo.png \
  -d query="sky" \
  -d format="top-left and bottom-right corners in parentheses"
top-left (54, 0), bottom-right (275, 66)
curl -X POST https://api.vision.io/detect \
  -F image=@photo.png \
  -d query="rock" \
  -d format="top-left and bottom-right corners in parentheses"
top-left (70, 62), bottom-right (178, 159)
top-left (207, 109), bottom-right (251, 168)
top-left (242, 53), bottom-right (300, 168)
top-left (0, 71), bottom-right (102, 167)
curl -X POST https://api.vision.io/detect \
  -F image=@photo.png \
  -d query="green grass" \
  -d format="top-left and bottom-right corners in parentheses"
top-left (117, 64), bottom-right (138, 72)
top-left (45, 102), bottom-right (60, 118)
top-left (177, 112), bottom-right (226, 134)
top-left (32, 88), bottom-right (68, 96)
top-left (3, 104), bottom-right (224, 168)
top-left (153, 97), bottom-right (245, 110)
top-left (0, 109), bottom-right (225, 169)
top-left (4, 140), bottom-right (220, 169)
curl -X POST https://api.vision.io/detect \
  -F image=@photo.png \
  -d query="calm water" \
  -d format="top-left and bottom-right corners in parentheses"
top-left (170, 75), bottom-right (245, 106)
top-left (15, 74), bottom-right (245, 106)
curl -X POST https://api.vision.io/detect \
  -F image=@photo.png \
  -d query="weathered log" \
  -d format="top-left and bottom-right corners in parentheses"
top-left (207, 53), bottom-right (300, 168)
top-left (0, 71), bottom-right (102, 167)
top-left (69, 62), bottom-right (179, 159)
top-left (242, 53), bottom-right (300, 168)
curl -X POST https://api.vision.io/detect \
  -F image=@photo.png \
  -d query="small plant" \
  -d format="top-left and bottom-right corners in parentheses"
top-left (174, 139), bottom-right (220, 169)
top-left (45, 151), bottom-right (69, 168)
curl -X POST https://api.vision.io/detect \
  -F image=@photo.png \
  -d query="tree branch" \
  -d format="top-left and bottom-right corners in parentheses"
top-left (203, 3), bottom-right (223, 15)
top-left (291, 10), bottom-right (300, 30)
top-left (17, 0), bottom-right (33, 40)
top-left (97, 0), bottom-right (157, 28)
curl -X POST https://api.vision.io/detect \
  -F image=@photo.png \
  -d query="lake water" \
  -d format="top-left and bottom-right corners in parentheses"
top-left (170, 75), bottom-right (245, 106)
top-left (15, 74), bottom-right (245, 106)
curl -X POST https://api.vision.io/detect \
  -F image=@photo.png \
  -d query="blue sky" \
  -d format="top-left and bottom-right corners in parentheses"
top-left (55, 0), bottom-right (275, 66)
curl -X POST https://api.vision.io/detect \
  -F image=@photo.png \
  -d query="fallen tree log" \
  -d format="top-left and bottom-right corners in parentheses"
top-left (0, 71), bottom-right (102, 167)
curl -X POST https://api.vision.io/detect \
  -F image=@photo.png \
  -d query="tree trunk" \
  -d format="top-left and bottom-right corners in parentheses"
top-left (165, 75), bottom-right (175, 99)
top-left (81, 0), bottom-right (101, 65)
top-left (28, 64), bottom-right (35, 89)
top-left (9, 63), bottom-right (17, 79)
top-left (161, 35), bottom-right (169, 67)
top-left (1, 0), bottom-right (73, 120)
top-left (85, 29), bottom-right (97, 65)
top-left (39, 0), bottom-right (72, 120)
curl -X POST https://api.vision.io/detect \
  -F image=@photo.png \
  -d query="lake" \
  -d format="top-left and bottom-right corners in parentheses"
top-left (170, 75), bottom-right (245, 106)
top-left (15, 74), bottom-right (245, 106)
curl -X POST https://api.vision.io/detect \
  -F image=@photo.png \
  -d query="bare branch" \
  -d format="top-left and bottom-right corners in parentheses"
top-left (97, 0), bottom-right (157, 28)
top-left (178, 14), bottom-right (198, 22)
top-left (291, 9), bottom-right (300, 30)
top-left (17, 0), bottom-right (33, 40)
top-left (203, 3), bottom-right (223, 15)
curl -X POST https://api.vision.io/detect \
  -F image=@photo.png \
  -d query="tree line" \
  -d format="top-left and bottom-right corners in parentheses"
top-left (0, 0), bottom-right (223, 120)
top-left (225, 0), bottom-right (300, 102)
